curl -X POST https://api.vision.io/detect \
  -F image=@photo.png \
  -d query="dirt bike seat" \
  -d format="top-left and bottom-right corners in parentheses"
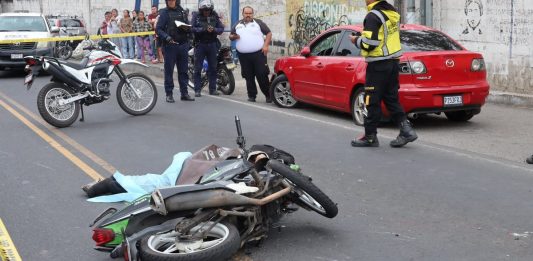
top-left (59, 57), bottom-right (89, 70)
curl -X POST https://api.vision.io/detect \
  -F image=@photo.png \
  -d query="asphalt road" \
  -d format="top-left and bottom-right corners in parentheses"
top-left (1, 70), bottom-right (533, 261)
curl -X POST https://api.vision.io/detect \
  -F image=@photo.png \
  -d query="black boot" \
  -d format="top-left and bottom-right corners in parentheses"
top-left (390, 120), bottom-right (418, 148)
top-left (351, 134), bottom-right (379, 147)
top-left (527, 155), bottom-right (533, 164)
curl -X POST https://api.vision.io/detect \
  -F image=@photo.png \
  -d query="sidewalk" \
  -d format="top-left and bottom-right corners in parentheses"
top-left (121, 62), bottom-right (533, 108)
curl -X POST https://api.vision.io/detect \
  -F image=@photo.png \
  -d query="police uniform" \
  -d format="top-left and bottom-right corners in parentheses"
top-left (156, 3), bottom-right (193, 101)
top-left (352, 0), bottom-right (417, 148)
top-left (191, 10), bottom-right (224, 95)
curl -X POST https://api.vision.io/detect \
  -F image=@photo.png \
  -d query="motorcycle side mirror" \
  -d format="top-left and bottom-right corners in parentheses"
top-left (300, 46), bottom-right (311, 57)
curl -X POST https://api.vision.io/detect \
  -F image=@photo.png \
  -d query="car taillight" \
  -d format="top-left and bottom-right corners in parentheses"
top-left (471, 58), bottom-right (485, 71)
top-left (409, 61), bottom-right (427, 74)
top-left (92, 228), bottom-right (115, 246)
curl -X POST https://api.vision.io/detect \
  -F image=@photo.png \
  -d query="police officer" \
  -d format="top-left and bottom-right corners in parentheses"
top-left (350, 0), bottom-right (417, 148)
top-left (191, 0), bottom-right (224, 97)
top-left (156, 0), bottom-right (194, 102)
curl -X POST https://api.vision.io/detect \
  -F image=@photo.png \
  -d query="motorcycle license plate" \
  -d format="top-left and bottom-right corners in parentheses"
top-left (11, 53), bottom-right (23, 60)
top-left (443, 95), bottom-right (463, 106)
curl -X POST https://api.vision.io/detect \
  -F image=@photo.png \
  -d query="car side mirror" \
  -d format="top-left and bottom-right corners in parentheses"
top-left (51, 26), bottom-right (60, 33)
top-left (300, 46), bottom-right (311, 57)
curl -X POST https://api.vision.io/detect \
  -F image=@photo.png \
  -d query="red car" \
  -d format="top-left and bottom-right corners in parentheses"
top-left (270, 24), bottom-right (490, 125)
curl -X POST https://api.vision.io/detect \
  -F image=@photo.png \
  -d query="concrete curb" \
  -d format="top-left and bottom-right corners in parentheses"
top-left (122, 63), bottom-right (533, 108)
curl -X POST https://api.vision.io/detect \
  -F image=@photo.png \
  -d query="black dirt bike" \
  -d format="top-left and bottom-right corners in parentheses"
top-left (187, 44), bottom-right (236, 95)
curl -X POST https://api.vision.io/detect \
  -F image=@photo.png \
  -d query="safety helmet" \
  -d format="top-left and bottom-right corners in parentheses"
top-left (165, 0), bottom-right (181, 6)
top-left (198, 0), bottom-right (214, 12)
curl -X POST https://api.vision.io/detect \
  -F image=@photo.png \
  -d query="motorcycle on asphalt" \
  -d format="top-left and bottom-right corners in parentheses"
top-left (54, 27), bottom-right (79, 60)
top-left (89, 116), bottom-right (338, 261)
top-left (187, 43), bottom-right (236, 95)
top-left (23, 37), bottom-right (157, 128)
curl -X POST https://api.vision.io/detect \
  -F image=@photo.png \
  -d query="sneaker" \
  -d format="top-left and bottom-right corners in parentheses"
top-left (351, 134), bottom-right (379, 147)
top-left (247, 97), bottom-right (256, 102)
top-left (166, 95), bottom-right (175, 103)
top-left (195, 92), bottom-right (202, 97)
top-left (180, 95), bottom-right (195, 101)
top-left (209, 90), bottom-right (220, 96)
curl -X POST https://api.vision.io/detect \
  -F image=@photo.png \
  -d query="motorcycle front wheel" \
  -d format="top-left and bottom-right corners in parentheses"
top-left (37, 82), bottom-right (80, 128)
top-left (139, 221), bottom-right (240, 261)
top-left (269, 160), bottom-right (338, 218)
top-left (217, 65), bottom-right (235, 95)
top-left (116, 73), bottom-right (157, 116)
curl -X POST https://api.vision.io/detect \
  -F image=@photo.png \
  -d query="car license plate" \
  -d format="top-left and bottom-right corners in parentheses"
top-left (11, 53), bottom-right (23, 59)
top-left (443, 95), bottom-right (463, 106)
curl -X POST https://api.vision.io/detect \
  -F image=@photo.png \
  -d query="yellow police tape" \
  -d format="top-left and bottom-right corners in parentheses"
top-left (0, 31), bottom-right (155, 44)
top-left (0, 218), bottom-right (22, 261)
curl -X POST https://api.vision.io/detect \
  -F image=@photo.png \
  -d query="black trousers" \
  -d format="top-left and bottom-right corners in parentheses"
top-left (237, 50), bottom-right (270, 99)
top-left (86, 177), bottom-right (126, 198)
top-left (364, 59), bottom-right (406, 135)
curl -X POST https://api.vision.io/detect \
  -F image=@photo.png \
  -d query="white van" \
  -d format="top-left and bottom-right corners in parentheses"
top-left (0, 12), bottom-right (56, 70)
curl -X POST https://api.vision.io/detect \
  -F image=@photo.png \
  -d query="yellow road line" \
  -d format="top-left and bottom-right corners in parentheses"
top-left (0, 99), bottom-right (104, 181)
top-left (0, 91), bottom-right (116, 175)
top-left (0, 218), bottom-right (22, 261)
top-left (0, 31), bottom-right (155, 44)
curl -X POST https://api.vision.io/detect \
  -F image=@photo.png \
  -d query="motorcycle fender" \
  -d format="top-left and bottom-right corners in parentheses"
top-left (120, 59), bottom-right (149, 68)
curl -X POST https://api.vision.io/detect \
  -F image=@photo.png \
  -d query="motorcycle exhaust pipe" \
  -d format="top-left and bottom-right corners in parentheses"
top-left (151, 183), bottom-right (291, 215)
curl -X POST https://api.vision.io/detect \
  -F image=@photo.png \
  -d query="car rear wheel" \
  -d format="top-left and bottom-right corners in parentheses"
top-left (445, 110), bottom-right (475, 122)
top-left (270, 74), bottom-right (298, 108)
top-left (351, 87), bottom-right (367, 126)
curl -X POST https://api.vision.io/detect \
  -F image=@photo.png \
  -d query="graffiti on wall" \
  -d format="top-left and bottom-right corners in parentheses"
top-left (286, 0), bottom-right (366, 55)
top-left (462, 0), bottom-right (483, 34)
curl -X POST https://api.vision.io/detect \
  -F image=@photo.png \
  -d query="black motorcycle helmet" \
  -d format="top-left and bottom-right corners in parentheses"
top-left (165, 0), bottom-right (180, 6)
top-left (198, 0), bottom-right (214, 12)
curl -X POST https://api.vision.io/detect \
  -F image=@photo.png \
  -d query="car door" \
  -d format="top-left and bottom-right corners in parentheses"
top-left (291, 31), bottom-right (342, 103)
top-left (322, 30), bottom-right (366, 110)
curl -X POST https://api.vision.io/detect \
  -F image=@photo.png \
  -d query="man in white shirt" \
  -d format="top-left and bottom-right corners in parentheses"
top-left (229, 6), bottom-right (272, 103)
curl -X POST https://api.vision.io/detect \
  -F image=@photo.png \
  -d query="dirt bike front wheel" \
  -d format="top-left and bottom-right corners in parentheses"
top-left (217, 65), bottom-right (235, 95)
top-left (139, 221), bottom-right (240, 261)
top-left (268, 160), bottom-right (338, 218)
top-left (116, 73), bottom-right (157, 116)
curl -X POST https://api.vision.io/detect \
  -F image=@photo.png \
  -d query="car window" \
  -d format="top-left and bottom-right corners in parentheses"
top-left (335, 31), bottom-right (361, 57)
top-left (61, 19), bottom-right (83, 28)
top-left (400, 30), bottom-right (463, 52)
top-left (310, 31), bottom-right (341, 56)
top-left (0, 16), bottom-right (47, 32)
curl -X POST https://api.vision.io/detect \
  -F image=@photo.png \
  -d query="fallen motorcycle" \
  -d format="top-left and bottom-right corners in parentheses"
top-left (89, 116), bottom-right (338, 261)
top-left (24, 37), bottom-right (157, 128)
top-left (187, 44), bottom-right (236, 95)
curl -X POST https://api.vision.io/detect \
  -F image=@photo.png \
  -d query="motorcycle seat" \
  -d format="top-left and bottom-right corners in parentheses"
top-left (59, 57), bottom-right (89, 70)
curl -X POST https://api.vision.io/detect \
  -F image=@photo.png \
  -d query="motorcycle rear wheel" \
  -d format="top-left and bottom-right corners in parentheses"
top-left (117, 73), bottom-right (157, 116)
top-left (217, 65), bottom-right (235, 95)
top-left (269, 160), bottom-right (338, 218)
top-left (37, 82), bottom-right (80, 128)
top-left (139, 221), bottom-right (240, 261)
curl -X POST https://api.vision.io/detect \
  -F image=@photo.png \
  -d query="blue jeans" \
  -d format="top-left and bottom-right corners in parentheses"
top-left (163, 42), bottom-right (190, 96)
top-left (194, 42), bottom-right (218, 93)
top-left (120, 37), bottom-right (134, 59)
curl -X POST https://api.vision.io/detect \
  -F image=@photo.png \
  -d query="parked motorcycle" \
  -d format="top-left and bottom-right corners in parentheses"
top-left (54, 27), bottom-right (79, 60)
top-left (187, 44), bottom-right (236, 95)
top-left (23, 38), bottom-right (157, 128)
top-left (90, 116), bottom-right (338, 261)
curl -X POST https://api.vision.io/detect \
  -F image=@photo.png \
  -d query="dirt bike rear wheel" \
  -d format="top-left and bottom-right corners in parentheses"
top-left (37, 82), bottom-right (80, 128)
top-left (269, 160), bottom-right (338, 218)
top-left (217, 65), bottom-right (235, 95)
top-left (117, 73), bottom-right (157, 116)
top-left (139, 221), bottom-right (240, 261)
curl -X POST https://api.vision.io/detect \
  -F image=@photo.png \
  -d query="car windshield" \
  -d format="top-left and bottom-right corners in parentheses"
top-left (0, 16), bottom-right (47, 32)
top-left (400, 30), bottom-right (463, 52)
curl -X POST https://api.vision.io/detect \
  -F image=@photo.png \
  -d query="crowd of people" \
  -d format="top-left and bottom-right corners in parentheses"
top-left (99, 6), bottom-right (163, 64)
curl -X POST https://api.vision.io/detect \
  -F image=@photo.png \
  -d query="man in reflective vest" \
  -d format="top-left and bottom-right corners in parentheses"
top-left (350, 0), bottom-right (417, 148)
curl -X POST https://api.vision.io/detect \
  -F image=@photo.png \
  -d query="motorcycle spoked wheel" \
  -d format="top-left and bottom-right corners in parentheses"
top-left (116, 73), bottom-right (158, 116)
top-left (138, 221), bottom-right (240, 261)
top-left (37, 82), bottom-right (80, 128)
top-left (216, 65), bottom-right (235, 95)
top-left (269, 160), bottom-right (338, 218)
